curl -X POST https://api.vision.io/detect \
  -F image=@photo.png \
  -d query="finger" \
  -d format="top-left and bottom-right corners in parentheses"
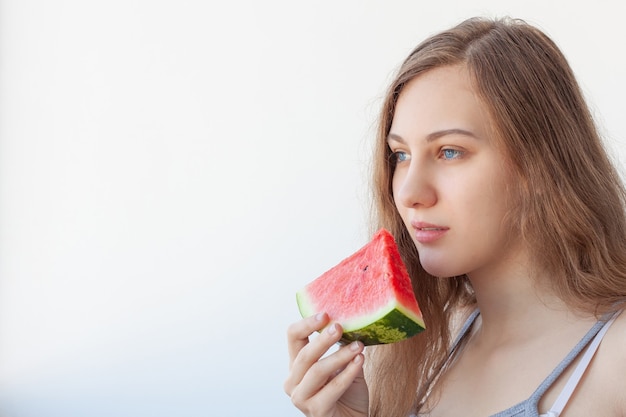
top-left (321, 349), bottom-right (365, 403)
top-left (290, 341), bottom-right (365, 411)
top-left (290, 322), bottom-right (344, 380)
top-left (287, 312), bottom-right (329, 368)
top-left (314, 354), bottom-right (366, 414)
top-left (285, 321), bottom-right (343, 396)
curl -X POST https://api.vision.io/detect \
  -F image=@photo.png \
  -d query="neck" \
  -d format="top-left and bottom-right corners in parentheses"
top-left (466, 253), bottom-right (593, 345)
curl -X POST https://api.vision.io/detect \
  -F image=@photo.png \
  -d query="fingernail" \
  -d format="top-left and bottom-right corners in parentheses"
top-left (327, 323), bottom-right (337, 335)
top-left (349, 341), bottom-right (361, 351)
top-left (315, 312), bottom-right (325, 322)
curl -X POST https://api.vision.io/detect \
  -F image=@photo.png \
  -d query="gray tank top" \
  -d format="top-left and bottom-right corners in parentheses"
top-left (433, 309), bottom-right (620, 417)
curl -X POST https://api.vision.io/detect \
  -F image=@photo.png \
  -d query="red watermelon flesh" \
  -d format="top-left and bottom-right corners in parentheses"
top-left (296, 229), bottom-right (425, 345)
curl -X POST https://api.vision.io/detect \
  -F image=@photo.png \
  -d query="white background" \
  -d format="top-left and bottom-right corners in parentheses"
top-left (0, 1), bottom-right (624, 416)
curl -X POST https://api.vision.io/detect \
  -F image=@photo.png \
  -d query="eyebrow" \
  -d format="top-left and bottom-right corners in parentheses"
top-left (387, 128), bottom-right (479, 144)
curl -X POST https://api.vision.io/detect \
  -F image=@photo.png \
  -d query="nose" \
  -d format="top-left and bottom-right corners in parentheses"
top-left (393, 161), bottom-right (437, 209)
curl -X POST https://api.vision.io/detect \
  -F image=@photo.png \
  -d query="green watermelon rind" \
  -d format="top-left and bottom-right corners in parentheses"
top-left (296, 291), bottom-right (425, 346)
top-left (339, 307), bottom-right (425, 345)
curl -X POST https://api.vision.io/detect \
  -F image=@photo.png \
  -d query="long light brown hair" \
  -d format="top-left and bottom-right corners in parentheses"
top-left (365, 16), bottom-right (626, 417)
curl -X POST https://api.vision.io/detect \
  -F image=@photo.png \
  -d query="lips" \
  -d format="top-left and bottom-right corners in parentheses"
top-left (411, 221), bottom-right (449, 244)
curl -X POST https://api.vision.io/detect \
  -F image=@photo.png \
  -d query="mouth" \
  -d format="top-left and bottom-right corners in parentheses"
top-left (411, 221), bottom-right (447, 230)
top-left (411, 221), bottom-right (448, 243)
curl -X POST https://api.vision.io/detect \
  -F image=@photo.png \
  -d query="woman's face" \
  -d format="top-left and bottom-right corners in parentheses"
top-left (389, 65), bottom-right (521, 279)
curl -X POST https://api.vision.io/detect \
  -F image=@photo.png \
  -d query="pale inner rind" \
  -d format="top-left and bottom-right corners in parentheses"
top-left (296, 291), bottom-right (425, 331)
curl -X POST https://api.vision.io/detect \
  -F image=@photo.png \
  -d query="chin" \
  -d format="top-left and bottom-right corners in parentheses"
top-left (422, 267), bottom-right (459, 278)
top-left (419, 258), bottom-right (466, 278)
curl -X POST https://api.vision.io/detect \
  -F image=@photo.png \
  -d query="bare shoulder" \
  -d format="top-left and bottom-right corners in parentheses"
top-left (600, 309), bottom-right (626, 366)
top-left (562, 310), bottom-right (626, 417)
top-left (595, 310), bottom-right (626, 415)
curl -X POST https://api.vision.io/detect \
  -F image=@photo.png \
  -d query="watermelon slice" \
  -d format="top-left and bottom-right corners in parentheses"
top-left (296, 228), bottom-right (425, 345)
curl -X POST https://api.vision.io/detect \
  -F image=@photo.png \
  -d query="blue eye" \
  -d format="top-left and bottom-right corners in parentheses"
top-left (391, 151), bottom-right (410, 163)
top-left (442, 148), bottom-right (463, 160)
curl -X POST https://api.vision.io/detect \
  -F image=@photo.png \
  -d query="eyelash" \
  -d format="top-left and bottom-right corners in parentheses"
top-left (440, 148), bottom-right (464, 160)
top-left (390, 150), bottom-right (410, 163)
top-left (389, 148), bottom-right (464, 164)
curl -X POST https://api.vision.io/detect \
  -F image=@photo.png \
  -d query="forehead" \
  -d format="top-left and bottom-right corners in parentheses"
top-left (390, 65), bottom-right (493, 141)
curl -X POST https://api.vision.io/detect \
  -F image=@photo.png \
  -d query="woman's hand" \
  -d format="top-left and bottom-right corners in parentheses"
top-left (284, 313), bottom-right (369, 417)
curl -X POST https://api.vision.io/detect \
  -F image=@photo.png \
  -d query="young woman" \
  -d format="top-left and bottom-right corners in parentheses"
top-left (285, 17), bottom-right (626, 417)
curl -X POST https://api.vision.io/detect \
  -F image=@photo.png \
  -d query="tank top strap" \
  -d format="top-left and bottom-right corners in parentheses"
top-left (412, 309), bottom-right (481, 414)
top-left (538, 310), bottom-right (621, 417)
top-left (528, 310), bottom-right (620, 411)
top-left (450, 308), bottom-right (481, 351)
top-left (443, 308), bottom-right (481, 371)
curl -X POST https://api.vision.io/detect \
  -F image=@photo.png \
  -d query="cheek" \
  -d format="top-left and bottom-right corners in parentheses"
top-left (472, 174), bottom-right (516, 235)
top-left (439, 175), bottom-right (479, 210)
top-left (440, 171), bottom-right (507, 233)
